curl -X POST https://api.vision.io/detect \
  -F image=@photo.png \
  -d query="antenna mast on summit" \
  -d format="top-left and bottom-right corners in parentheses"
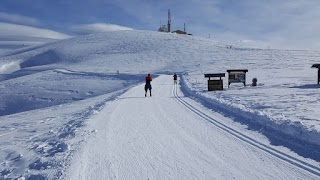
top-left (167, 9), bottom-right (171, 33)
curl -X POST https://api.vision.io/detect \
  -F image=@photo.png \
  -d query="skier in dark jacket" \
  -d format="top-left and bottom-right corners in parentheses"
top-left (145, 73), bottom-right (152, 97)
top-left (173, 73), bottom-right (177, 84)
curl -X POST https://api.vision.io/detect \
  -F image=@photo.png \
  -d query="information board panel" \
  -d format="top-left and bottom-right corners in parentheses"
top-left (228, 72), bottom-right (245, 83)
top-left (227, 69), bottom-right (248, 87)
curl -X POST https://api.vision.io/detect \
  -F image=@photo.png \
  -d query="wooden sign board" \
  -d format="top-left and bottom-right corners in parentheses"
top-left (227, 69), bottom-right (248, 87)
top-left (204, 73), bottom-right (225, 91)
top-left (311, 64), bottom-right (320, 84)
top-left (208, 80), bottom-right (223, 91)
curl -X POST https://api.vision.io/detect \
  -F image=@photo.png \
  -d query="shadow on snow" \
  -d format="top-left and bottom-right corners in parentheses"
top-left (0, 68), bottom-right (146, 116)
top-left (290, 84), bottom-right (320, 89)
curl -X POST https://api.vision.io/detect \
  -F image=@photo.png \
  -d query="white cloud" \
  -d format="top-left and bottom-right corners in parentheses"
top-left (0, 22), bottom-right (72, 39)
top-left (0, 12), bottom-right (40, 26)
top-left (72, 23), bottom-right (133, 34)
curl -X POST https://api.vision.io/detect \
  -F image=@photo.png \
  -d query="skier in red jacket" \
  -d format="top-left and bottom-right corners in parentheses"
top-left (145, 74), bottom-right (152, 97)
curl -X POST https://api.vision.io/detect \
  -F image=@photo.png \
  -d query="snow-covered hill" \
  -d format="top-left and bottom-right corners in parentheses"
top-left (0, 30), bottom-right (319, 179)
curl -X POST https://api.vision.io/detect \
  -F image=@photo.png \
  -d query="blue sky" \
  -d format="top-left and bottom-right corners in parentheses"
top-left (1, 0), bottom-right (320, 49)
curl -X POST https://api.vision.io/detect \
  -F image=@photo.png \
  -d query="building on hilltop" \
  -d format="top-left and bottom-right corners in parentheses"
top-left (172, 30), bottom-right (187, 35)
top-left (158, 9), bottom-right (192, 35)
top-left (172, 23), bottom-right (192, 35)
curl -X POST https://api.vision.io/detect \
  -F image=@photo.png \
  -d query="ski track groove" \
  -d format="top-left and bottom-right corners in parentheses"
top-left (172, 82), bottom-right (320, 177)
top-left (0, 129), bottom-right (17, 137)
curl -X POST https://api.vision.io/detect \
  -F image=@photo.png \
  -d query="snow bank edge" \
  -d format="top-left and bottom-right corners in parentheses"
top-left (179, 75), bottom-right (320, 147)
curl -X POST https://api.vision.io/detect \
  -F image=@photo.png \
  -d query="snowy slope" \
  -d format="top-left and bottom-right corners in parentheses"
top-left (65, 75), bottom-right (319, 180)
top-left (0, 30), bottom-right (319, 179)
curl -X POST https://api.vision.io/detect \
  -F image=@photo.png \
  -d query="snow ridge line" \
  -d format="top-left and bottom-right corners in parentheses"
top-left (172, 84), bottom-right (320, 177)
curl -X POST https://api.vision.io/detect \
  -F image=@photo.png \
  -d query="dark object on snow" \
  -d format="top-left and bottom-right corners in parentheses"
top-left (145, 74), bottom-right (152, 97)
top-left (252, 78), bottom-right (257, 86)
top-left (204, 73), bottom-right (225, 91)
top-left (311, 64), bottom-right (320, 84)
top-left (226, 69), bottom-right (248, 87)
top-left (173, 73), bottom-right (177, 84)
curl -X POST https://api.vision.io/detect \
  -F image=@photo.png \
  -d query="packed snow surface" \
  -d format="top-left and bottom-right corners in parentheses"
top-left (0, 30), bottom-right (319, 179)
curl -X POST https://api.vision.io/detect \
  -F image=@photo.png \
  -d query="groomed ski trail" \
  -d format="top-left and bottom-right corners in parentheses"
top-left (66, 75), bottom-right (319, 180)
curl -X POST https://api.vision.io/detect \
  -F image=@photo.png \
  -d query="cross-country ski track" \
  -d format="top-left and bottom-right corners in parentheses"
top-left (65, 75), bottom-right (319, 180)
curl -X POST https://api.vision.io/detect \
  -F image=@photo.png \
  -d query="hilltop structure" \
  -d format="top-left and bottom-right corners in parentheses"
top-left (158, 9), bottom-right (171, 33)
top-left (158, 10), bottom-right (191, 35)
top-left (172, 23), bottom-right (192, 35)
